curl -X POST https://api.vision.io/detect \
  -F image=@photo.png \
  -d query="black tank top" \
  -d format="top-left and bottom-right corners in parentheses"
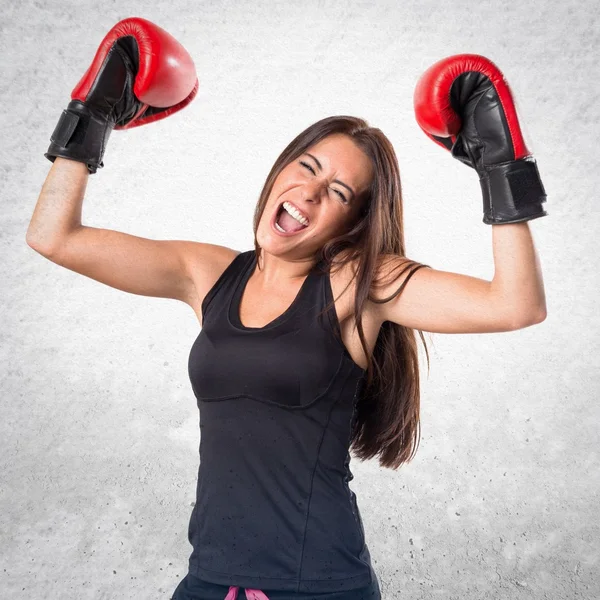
top-left (186, 249), bottom-right (376, 594)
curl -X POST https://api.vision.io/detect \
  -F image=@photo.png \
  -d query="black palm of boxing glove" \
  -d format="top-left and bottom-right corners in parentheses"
top-left (414, 53), bottom-right (547, 225)
top-left (45, 16), bottom-right (198, 173)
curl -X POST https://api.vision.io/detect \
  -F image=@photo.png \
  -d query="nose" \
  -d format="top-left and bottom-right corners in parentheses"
top-left (301, 178), bottom-right (329, 205)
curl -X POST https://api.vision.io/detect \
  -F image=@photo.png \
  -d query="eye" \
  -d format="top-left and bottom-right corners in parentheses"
top-left (335, 191), bottom-right (349, 204)
top-left (300, 160), bottom-right (316, 175)
top-left (299, 160), bottom-right (349, 204)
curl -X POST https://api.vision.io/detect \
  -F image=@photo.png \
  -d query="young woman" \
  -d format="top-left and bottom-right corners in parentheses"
top-left (27, 18), bottom-right (547, 600)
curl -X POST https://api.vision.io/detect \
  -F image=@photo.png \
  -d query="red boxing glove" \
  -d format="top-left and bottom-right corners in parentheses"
top-left (413, 53), bottom-right (547, 225)
top-left (45, 17), bottom-right (199, 173)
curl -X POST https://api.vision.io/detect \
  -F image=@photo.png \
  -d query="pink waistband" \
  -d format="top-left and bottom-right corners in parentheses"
top-left (224, 585), bottom-right (270, 600)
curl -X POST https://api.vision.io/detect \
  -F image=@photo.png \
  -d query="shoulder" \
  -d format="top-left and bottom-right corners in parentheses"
top-left (333, 251), bottom-right (429, 324)
top-left (182, 242), bottom-right (242, 282)
top-left (369, 252), bottom-right (434, 328)
top-left (180, 243), bottom-right (243, 319)
top-left (327, 250), bottom-right (395, 323)
top-left (371, 253), bottom-right (425, 291)
top-left (331, 250), bottom-right (420, 292)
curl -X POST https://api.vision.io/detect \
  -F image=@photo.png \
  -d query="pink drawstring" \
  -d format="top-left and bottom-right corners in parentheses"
top-left (224, 585), bottom-right (270, 599)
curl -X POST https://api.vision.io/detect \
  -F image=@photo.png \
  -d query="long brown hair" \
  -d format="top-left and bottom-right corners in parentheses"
top-left (251, 116), bottom-right (431, 470)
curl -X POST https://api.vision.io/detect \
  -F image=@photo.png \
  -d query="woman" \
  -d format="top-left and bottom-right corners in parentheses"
top-left (27, 18), bottom-right (547, 600)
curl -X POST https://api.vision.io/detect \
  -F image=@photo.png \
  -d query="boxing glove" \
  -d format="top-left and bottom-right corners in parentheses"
top-left (414, 53), bottom-right (547, 225)
top-left (45, 16), bottom-right (198, 173)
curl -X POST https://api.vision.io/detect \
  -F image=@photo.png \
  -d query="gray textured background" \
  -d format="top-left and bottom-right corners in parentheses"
top-left (2, 0), bottom-right (598, 598)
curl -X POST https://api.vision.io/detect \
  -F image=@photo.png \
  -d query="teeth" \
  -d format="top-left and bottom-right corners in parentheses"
top-left (282, 201), bottom-right (309, 227)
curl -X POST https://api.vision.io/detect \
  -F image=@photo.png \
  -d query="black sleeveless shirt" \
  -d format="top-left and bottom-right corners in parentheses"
top-left (186, 249), bottom-right (375, 594)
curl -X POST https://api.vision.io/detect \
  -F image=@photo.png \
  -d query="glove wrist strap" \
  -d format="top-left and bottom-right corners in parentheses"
top-left (479, 157), bottom-right (548, 225)
top-left (44, 100), bottom-right (114, 174)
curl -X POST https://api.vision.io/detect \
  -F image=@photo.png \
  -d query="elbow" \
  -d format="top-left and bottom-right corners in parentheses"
top-left (531, 304), bottom-right (548, 324)
top-left (26, 234), bottom-right (41, 251)
top-left (26, 234), bottom-right (40, 252)
top-left (511, 307), bottom-right (547, 330)
top-left (26, 235), bottom-right (54, 258)
top-left (26, 229), bottom-right (41, 250)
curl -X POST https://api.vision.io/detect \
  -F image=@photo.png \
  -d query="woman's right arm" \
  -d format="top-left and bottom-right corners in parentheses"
top-left (26, 157), bottom-right (225, 311)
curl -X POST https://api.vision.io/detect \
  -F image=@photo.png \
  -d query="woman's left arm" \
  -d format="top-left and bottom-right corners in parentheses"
top-left (490, 221), bottom-right (547, 326)
top-left (381, 53), bottom-right (549, 334)
top-left (374, 221), bottom-right (546, 335)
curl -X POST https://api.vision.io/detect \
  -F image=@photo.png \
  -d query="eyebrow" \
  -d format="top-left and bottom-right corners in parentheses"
top-left (304, 153), bottom-right (356, 200)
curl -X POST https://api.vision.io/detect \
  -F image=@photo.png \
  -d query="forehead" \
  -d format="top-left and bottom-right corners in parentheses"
top-left (306, 135), bottom-right (372, 190)
top-left (308, 134), bottom-right (362, 159)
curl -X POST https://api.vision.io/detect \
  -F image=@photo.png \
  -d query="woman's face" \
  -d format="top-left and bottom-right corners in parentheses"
top-left (257, 133), bottom-right (373, 257)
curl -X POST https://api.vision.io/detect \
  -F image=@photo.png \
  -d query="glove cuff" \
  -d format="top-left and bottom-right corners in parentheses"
top-left (44, 100), bottom-right (114, 174)
top-left (480, 157), bottom-right (548, 225)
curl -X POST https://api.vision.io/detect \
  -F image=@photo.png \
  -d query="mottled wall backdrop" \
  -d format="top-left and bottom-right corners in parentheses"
top-left (1, 0), bottom-right (597, 598)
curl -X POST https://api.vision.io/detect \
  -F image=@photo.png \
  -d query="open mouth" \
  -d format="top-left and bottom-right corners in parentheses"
top-left (272, 201), bottom-right (310, 236)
